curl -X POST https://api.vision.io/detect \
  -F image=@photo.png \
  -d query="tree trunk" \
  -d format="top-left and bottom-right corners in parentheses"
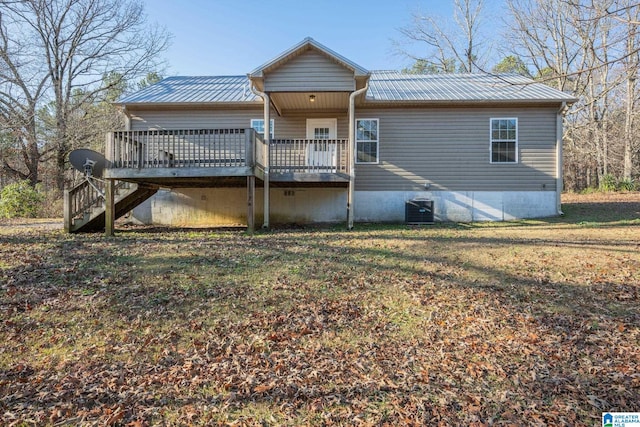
top-left (623, 74), bottom-right (634, 181)
top-left (623, 13), bottom-right (638, 181)
top-left (55, 146), bottom-right (66, 192)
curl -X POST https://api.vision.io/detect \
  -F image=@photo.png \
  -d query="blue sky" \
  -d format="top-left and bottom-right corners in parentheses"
top-left (144, 0), bottom-right (473, 76)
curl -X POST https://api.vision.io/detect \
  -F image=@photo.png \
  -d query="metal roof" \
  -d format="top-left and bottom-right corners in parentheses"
top-left (117, 75), bottom-right (259, 104)
top-left (366, 71), bottom-right (577, 103)
top-left (117, 72), bottom-right (576, 105)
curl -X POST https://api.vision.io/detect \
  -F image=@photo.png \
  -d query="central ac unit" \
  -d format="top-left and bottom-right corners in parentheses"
top-left (405, 199), bottom-right (434, 224)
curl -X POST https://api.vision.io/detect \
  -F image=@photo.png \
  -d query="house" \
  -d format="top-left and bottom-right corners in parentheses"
top-left (64, 37), bottom-right (577, 234)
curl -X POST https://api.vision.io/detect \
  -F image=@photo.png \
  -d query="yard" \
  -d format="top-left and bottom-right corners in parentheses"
top-left (1, 193), bottom-right (638, 426)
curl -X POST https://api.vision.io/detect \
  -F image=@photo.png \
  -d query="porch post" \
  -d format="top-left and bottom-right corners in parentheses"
top-left (347, 83), bottom-right (369, 230)
top-left (262, 93), bottom-right (271, 229)
top-left (105, 131), bottom-right (114, 166)
top-left (347, 102), bottom-right (356, 230)
top-left (104, 179), bottom-right (115, 237)
top-left (246, 130), bottom-right (255, 234)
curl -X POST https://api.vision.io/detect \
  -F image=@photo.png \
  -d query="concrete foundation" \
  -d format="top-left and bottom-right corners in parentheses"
top-left (355, 190), bottom-right (558, 222)
top-left (131, 187), bottom-right (558, 226)
top-left (132, 187), bottom-right (348, 226)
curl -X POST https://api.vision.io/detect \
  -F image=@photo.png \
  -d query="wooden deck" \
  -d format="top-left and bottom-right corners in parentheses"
top-left (66, 128), bottom-right (351, 234)
top-left (105, 128), bottom-right (349, 186)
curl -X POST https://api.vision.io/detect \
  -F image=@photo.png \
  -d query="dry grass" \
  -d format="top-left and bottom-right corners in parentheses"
top-left (0, 192), bottom-right (638, 426)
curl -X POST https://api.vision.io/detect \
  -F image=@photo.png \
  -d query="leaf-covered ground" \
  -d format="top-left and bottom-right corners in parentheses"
top-left (1, 193), bottom-right (639, 426)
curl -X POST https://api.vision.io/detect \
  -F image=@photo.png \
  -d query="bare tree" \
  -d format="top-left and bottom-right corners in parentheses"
top-left (506, 0), bottom-right (640, 190)
top-left (396, 0), bottom-right (488, 73)
top-left (0, 0), bottom-right (170, 190)
top-left (505, 0), bottom-right (584, 91)
top-left (0, 8), bottom-right (47, 185)
top-left (454, 0), bottom-right (484, 72)
top-left (621, 2), bottom-right (640, 180)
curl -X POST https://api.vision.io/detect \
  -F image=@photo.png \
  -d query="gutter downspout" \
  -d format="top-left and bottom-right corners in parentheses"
top-left (556, 102), bottom-right (567, 216)
top-left (347, 82), bottom-right (369, 230)
top-left (251, 84), bottom-right (270, 229)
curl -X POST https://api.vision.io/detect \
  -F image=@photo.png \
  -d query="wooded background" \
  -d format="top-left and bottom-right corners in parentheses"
top-left (1, 0), bottom-right (638, 216)
top-left (397, 0), bottom-right (639, 193)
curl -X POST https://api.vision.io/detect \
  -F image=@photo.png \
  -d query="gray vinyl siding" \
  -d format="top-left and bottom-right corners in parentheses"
top-left (355, 107), bottom-right (559, 192)
top-left (270, 112), bottom-right (349, 139)
top-left (128, 109), bottom-right (263, 130)
top-left (127, 109), bottom-right (350, 139)
top-left (264, 50), bottom-right (355, 92)
top-left (126, 106), bottom-right (558, 193)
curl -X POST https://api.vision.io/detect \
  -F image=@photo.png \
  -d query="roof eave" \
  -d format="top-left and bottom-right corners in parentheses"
top-left (114, 100), bottom-right (263, 109)
top-left (362, 98), bottom-right (579, 105)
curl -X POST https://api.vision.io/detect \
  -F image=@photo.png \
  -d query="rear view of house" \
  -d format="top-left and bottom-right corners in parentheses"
top-left (64, 37), bottom-right (576, 233)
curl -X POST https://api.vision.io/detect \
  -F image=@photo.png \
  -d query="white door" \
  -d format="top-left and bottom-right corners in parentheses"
top-left (306, 118), bottom-right (337, 172)
top-left (306, 118), bottom-right (337, 140)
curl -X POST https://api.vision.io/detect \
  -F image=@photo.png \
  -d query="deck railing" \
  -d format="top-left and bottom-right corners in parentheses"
top-left (270, 139), bottom-right (348, 174)
top-left (106, 129), bottom-right (348, 175)
top-left (108, 129), bottom-right (264, 170)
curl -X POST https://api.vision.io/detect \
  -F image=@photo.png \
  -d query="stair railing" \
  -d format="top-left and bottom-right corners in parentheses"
top-left (64, 178), bottom-right (130, 232)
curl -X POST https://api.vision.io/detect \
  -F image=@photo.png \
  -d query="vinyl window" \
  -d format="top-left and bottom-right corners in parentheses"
top-left (250, 119), bottom-right (274, 139)
top-left (356, 119), bottom-right (379, 164)
top-left (490, 118), bottom-right (518, 163)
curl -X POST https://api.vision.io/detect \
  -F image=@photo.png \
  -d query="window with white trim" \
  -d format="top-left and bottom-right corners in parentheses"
top-left (356, 119), bottom-right (379, 164)
top-left (490, 118), bottom-right (518, 163)
top-left (250, 119), bottom-right (274, 138)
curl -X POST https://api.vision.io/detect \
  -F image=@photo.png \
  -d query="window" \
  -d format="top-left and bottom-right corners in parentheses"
top-left (314, 127), bottom-right (330, 139)
top-left (250, 119), bottom-right (274, 138)
top-left (490, 118), bottom-right (518, 163)
top-left (356, 119), bottom-right (379, 164)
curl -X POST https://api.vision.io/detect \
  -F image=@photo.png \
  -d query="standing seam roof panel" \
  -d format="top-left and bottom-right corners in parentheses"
top-left (116, 72), bottom-right (577, 105)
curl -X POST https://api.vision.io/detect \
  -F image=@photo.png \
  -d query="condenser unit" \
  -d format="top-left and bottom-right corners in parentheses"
top-left (405, 199), bottom-right (434, 224)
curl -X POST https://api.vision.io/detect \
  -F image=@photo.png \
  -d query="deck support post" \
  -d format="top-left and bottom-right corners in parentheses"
top-left (250, 84), bottom-right (271, 229)
top-left (262, 94), bottom-right (271, 230)
top-left (63, 189), bottom-right (71, 233)
top-left (347, 83), bottom-right (369, 230)
top-left (104, 179), bottom-right (115, 236)
top-left (247, 176), bottom-right (255, 235)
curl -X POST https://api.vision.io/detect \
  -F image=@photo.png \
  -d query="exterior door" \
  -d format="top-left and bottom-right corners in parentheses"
top-left (306, 119), bottom-right (337, 172)
top-left (306, 118), bottom-right (337, 140)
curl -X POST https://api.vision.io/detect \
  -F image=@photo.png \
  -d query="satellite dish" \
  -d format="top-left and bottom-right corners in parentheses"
top-left (69, 149), bottom-right (107, 178)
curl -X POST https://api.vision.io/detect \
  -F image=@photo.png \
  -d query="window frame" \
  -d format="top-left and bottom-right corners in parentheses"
top-left (489, 117), bottom-right (518, 164)
top-left (250, 119), bottom-right (274, 139)
top-left (355, 118), bottom-right (379, 165)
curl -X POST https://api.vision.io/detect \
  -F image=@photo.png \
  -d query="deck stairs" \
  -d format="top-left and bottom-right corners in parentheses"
top-left (64, 179), bottom-right (157, 233)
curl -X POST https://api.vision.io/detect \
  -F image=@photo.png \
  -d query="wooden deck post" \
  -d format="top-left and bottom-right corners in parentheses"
top-left (262, 95), bottom-right (271, 230)
top-left (63, 189), bottom-right (71, 233)
top-left (247, 176), bottom-right (255, 235)
top-left (104, 179), bottom-right (115, 237)
top-left (105, 132), bottom-right (113, 165)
